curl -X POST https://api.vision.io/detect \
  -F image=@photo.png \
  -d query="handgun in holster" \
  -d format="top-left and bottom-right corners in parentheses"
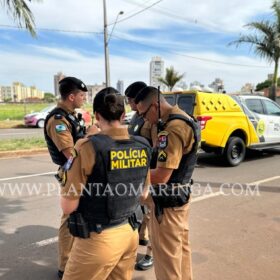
top-left (68, 212), bottom-right (90, 239)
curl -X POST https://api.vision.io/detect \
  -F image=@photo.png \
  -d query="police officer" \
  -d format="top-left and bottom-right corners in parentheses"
top-left (44, 76), bottom-right (88, 278)
top-left (135, 86), bottom-right (200, 280)
top-left (60, 87), bottom-right (151, 280)
top-left (125, 81), bottom-right (154, 270)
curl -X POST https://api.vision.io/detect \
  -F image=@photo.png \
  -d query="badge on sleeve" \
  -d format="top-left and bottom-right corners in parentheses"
top-left (158, 131), bottom-right (168, 149)
top-left (63, 156), bottom-right (74, 171)
top-left (158, 150), bottom-right (167, 162)
top-left (55, 124), bottom-right (66, 133)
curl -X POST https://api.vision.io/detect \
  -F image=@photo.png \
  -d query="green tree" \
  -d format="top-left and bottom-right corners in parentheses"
top-left (158, 66), bottom-right (185, 91)
top-left (0, 0), bottom-right (40, 37)
top-left (256, 77), bottom-right (280, 91)
top-left (230, 0), bottom-right (280, 101)
top-left (44, 92), bottom-right (55, 103)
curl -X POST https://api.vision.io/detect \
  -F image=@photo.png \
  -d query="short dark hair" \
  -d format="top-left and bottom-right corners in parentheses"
top-left (59, 77), bottom-right (87, 100)
top-left (93, 87), bottom-right (124, 121)
top-left (125, 81), bottom-right (147, 98)
top-left (134, 86), bottom-right (160, 104)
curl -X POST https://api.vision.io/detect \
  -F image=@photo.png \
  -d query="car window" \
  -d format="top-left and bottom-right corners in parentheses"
top-left (245, 99), bottom-right (264, 114)
top-left (262, 100), bottom-right (280, 116)
top-left (177, 95), bottom-right (195, 115)
top-left (164, 95), bottom-right (176, 105)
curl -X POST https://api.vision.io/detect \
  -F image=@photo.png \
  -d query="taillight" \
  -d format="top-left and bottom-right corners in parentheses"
top-left (197, 116), bottom-right (212, 130)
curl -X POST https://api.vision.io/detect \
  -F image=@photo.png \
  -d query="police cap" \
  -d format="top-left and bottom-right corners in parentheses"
top-left (134, 86), bottom-right (159, 104)
top-left (124, 81), bottom-right (147, 98)
top-left (59, 77), bottom-right (88, 98)
top-left (93, 87), bottom-right (120, 113)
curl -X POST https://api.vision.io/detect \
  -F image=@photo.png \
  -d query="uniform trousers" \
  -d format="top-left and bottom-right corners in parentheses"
top-left (62, 223), bottom-right (138, 280)
top-left (150, 202), bottom-right (193, 280)
top-left (58, 213), bottom-right (74, 272)
top-left (139, 211), bottom-right (153, 256)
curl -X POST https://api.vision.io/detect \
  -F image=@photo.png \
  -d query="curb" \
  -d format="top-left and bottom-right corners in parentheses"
top-left (0, 148), bottom-right (49, 158)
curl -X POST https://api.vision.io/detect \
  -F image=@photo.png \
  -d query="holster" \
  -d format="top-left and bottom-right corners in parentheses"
top-left (128, 213), bottom-right (140, 231)
top-left (68, 212), bottom-right (90, 239)
top-left (151, 184), bottom-right (191, 211)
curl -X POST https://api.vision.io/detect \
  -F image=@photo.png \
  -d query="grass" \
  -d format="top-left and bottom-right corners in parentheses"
top-left (0, 137), bottom-right (47, 151)
top-left (0, 102), bottom-right (131, 128)
top-left (0, 103), bottom-right (53, 121)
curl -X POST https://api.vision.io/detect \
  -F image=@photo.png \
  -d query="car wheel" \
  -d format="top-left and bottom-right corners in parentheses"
top-left (37, 119), bottom-right (45, 128)
top-left (223, 137), bottom-right (246, 166)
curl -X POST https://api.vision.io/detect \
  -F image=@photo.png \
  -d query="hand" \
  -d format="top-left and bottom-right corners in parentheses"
top-left (86, 124), bottom-right (100, 135)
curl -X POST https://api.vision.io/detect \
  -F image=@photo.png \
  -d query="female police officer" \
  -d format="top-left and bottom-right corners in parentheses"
top-left (60, 87), bottom-right (151, 280)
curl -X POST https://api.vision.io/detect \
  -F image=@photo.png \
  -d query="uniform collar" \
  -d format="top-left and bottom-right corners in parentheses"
top-left (100, 126), bottom-right (129, 139)
top-left (161, 105), bottom-right (179, 122)
top-left (57, 101), bottom-right (75, 115)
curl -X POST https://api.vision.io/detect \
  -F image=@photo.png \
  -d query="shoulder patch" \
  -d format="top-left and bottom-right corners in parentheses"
top-left (158, 150), bottom-right (167, 162)
top-left (158, 131), bottom-right (168, 149)
top-left (55, 124), bottom-right (67, 132)
top-left (54, 114), bottom-right (63, 120)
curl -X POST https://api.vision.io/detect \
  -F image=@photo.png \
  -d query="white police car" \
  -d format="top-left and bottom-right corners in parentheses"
top-left (232, 95), bottom-right (280, 147)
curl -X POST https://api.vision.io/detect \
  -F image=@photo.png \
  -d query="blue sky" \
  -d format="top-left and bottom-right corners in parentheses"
top-left (0, 0), bottom-right (275, 93)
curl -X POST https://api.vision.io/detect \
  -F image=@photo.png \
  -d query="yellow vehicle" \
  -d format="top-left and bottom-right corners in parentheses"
top-left (162, 90), bottom-right (280, 166)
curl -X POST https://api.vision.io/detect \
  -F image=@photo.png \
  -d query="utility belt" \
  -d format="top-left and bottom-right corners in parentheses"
top-left (151, 181), bottom-right (192, 218)
top-left (68, 212), bottom-right (139, 238)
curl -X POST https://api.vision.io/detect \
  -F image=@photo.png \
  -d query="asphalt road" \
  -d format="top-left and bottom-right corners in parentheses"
top-left (0, 128), bottom-right (43, 140)
top-left (0, 152), bottom-right (279, 280)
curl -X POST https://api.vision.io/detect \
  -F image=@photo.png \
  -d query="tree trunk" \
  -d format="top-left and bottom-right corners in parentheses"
top-left (270, 60), bottom-right (279, 101)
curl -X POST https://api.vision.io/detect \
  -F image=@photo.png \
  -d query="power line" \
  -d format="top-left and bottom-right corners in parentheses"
top-left (0, 24), bottom-right (103, 34)
top-left (111, 33), bottom-right (271, 69)
top-left (108, 0), bottom-right (163, 26)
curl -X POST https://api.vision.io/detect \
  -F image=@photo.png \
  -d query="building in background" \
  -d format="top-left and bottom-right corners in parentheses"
top-left (86, 83), bottom-right (106, 103)
top-left (241, 83), bottom-right (255, 93)
top-left (190, 81), bottom-right (204, 90)
top-left (54, 72), bottom-right (65, 97)
top-left (209, 78), bottom-right (224, 92)
top-left (150, 56), bottom-right (164, 88)
top-left (116, 80), bottom-right (124, 95)
top-left (0, 82), bottom-right (44, 102)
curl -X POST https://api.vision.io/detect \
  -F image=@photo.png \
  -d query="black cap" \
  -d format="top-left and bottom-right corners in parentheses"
top-left (59, 77), bottom-right (88, 96)
top-left (134, 86), bottom-right (159, 104)
top-left (93, 87), bottom-right (120, 112)
top-left (125, 81), bottom-right (147, 98)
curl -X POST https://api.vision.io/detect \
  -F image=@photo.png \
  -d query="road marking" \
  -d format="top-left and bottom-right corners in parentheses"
top-left (248, 176), bottom-right (280, 186)
top-left (32, 237), bottom-right (58, 248)
top-left (33, 192), bottom-right (223, 248)
top-left (192, 191), bottom-right (223, 203)
top-left (0, 172), bottom-right (56, 181)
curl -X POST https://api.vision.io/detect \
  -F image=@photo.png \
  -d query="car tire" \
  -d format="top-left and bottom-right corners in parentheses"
top-left (223, 137), bottom-right (246, 166)
top-left (37, 119), bottom-right (45, 128)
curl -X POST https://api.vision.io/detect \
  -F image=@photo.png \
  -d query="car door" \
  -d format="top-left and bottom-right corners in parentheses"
top-left (244, 98), bottom-right (273, 143)
top-left (261, 99), bottom-right (280, 143)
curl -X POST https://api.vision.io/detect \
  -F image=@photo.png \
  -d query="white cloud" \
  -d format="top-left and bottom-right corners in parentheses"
top-left (1, 0), bottom-right (271, 34)
top-left (0, 45), bottom-right (273, 94)
top-left (0, 0), bottom-right (275, 95)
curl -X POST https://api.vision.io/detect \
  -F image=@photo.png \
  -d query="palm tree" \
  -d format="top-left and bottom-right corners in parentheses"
top-left (230, 0), bottom-right (280, 101)
top-left (158, 66), bottom-right (185, 91)
top-left (1, 0), bottom-right (40, 37)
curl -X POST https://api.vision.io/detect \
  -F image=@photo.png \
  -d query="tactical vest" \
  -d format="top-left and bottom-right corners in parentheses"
top-left (77, 134), bottom-right (151, 231)
top-left (164, 114), bottom-right (201, 185)
top-left (128, 113), bottom-right (145, 135)
top-left (44, 107), bottom-right (85, 166)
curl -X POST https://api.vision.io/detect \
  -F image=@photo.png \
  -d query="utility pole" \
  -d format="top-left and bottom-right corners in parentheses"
top-left (103, 0), bottom-right (110, 87)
